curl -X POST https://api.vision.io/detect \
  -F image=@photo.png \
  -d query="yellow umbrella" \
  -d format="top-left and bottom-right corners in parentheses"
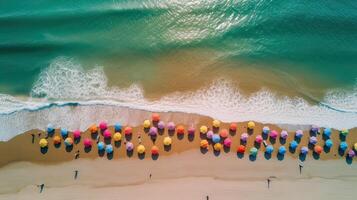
top-left (137, 144), bottom-right (146, 154)
top-left (39, 138), bottom-right (48, 148)
top-left (200, 125), bottom-right (208, 134)
top-left (143, 120), bottom-right (151, 128)
top-left (113, 132), bottom-right (122, 142)
top-left (214, 143), bottom-right (222, 151)
top-left (163, 137), bottom-right (172, 146)
top-left (247, 121), bottom-right (255, 129)
top-left (200, 139), bottom-right (209, 149)
top-left (354, 143), bottom-right (357, 151)
top-left (212, 119), bottom-right (221, 128)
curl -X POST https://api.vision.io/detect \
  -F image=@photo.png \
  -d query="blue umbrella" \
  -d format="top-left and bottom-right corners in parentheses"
top-left (339, 142), bottom-right (348, 151)
top-left (97, 142), bottom-right (105, 151)
top-left (212, 134), bottom-right (221, 143)
top-left (106, 144), bottom-right (113, 154)
top-left (47, 124), bottom-right (54, 133)
top-left (323, 128), bottom-right (332, 138)
top-left (114, 123), bottom-right (122, 132)
top-left (265, 145), bottom-right (274, 154)
top-left (300, 146), bottom-right (309, 154)
top-left (325, 139), bottom-right (333, 148)
top-left (290, 140), bottom-right (298, 149)
top-left (60, 128), bottom-right (68, 138)
top-left (262, 126), bottom-right (270, 135)
top-left (278, 146), bottom-right (286, 154)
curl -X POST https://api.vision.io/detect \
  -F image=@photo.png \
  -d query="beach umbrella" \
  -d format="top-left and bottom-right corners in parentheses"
top-left (83, 138), bottom-right (92, 148)
top-left (124, 127), bottom-right (132, 135)
top-left (163, 137), bottom-right (172, 146)
top-left (53, 136), bottom-right (61, 144)
top-left (106, 144), bottom-right (113, 154)
top-left (300, 146), bottom-right (309, 154)
top-left (314, 145), bottom-right (322, 154)
top-left (99, 121), bottom-right (107, 131)
top-left (157, 121), bottom-right (165, 130)
top-left (237, 145), bottom-right (246, 153)
top-left (188, 126), bottom-right (195, 135)
top-left (151, 146), bottom-right (159, 155)
top-left (60, 128), bottom-right (68, 138)
top-left (143, 120), bottom-right (151, 129)
top-left (323, 128), bottom-right (332, 138)
top-left (167, 122), bottom-right (175, 131)
top-left (152, 113), bottom-right (160, 122)
top-left (114, 123), bottom-right (122, 132)
top-left (212, 134), bottom-right (221, 143)
top-left (354, 143), bottom-right (357, 151)
top-left (278, 146), bottom-right (286, 154)
top-left (340, 129), bottom-right (349, 136)
top-left (97, 141), bottom-right (105, 151)
top-left (311, 125), bottom-right (319, 134)
top-left (295, 130), bottom-right (304, 138)
top-left (73, 130), bottom-right (81, 139)
top-left (223, 138), bottom-right (232, 147)
top-left (290, 140), bottom-right (298, 149)
top-left (126, 142), bottom-right (134, 151)
top-left (220, 129), bottom-right (229, 138)
top-left (309, 136), bottom-right (318, 145)
top-left (149, 127), bottom-right (158, 136)
top-left (177, 125), bottom-right (185, 135)
top-left (103, 130), bottom-right (112, 139)
top-left (265, 145), bottom-right (274, 154)
top-left (214, 143), bottom-right (222, 151)
top-left (247, 121), bottom-right (255, 130)
top-left (240, 133), bottom-right (249, 142)
top-left (206, 130), bottom-right (214, 139)
top-left (255, 135), bottom-right (263, 143)
top-left (262, 126), bottom-right (270, 135)
top-left (39, 138), bottom-right (48, 148)
top-left (200, 125), bottom-right (208, 134)
top-left (113, 132), bottom-right (122, 142)
top-left (89, 124), bottom-right (98, 134)
top-left (47, 124), bottom-right (54, 133)
top-left (325, 139), bottom-right (333, 148)
top-left (212, 119), bottom-right (221, 128)
top-left (280, 130), bottom-right (288, 139)
top-left (348, 149), bottom-right (355, 158)
top-left (250, 147), bottom-right (258, 156)
top-left (64, 137), bottom-right (73, 146)
top-left (230, 123), bottom-right (237, 131)
top-left (339, 142), bottom-right (348, 151)
top-left (200, 139), bottom-right (209, 149)
top-left (137, 144), bottom-right (146, 154)
top-left (269, 130), bottom-right (278, 139)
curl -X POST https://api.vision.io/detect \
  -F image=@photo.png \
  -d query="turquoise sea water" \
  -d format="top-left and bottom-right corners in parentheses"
top-left (0, 0), bottom-right (357, 139)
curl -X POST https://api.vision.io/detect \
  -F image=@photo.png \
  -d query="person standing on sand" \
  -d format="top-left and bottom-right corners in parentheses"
top-left (267, 178), bottom-right (271, 189)
top-left (37, 184), bottom-right (45, 193)
top-left (96, 135), bottom-right (100, 144)
top-left (206, 195), bottom-right (209, 200)
top-left (74, 170), bottom-right (79, 179)
top-left (149, 173), bottom-right (152, 179)
top-left (31, 133), bottom-right (35, 144)
top-left (75, 150), bottom-right (80, 159)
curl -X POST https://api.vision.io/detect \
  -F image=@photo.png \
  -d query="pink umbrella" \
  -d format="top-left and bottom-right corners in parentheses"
top-left (270, 130), bottom-right (278, 139)
top-left (207, 130), bottom-right (214, 139)
top-left (241, 133), bottom-right (249, 142)
top-left (255, 135), bottom-right (263, 143)
top-left (224, 138), bottom-right (232, 147)
top-left (157, 121), bottom-right (165, 130)
top-left (167, 122), bottom-right (175, 131)
top-left (103, 129), bottom-right (111, 138)
top-left (83, 138), bottom-right (92, 148)
top-left (73, 130), bottom-right (81, 139)
top-left (149, 127), bottom-right (158, 136)
top-left (99, 121), bottom-right (107, 130)
top-left (126, 142), bottom-right (134, 151)
top-left (188, 126), bottom-right (195, 135)
top-left (280, 130), bottom-right (288, 139)
top-left (348, 149), bottom-right (355, 158)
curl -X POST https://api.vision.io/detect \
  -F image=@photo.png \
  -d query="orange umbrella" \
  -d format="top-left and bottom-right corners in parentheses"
top-left (220, 129), bottom-right (229, 138)
top-left (151, 146), bottom-right (159, 155)
top-left (53, 135), bottom-right (61, 144)
top-left (314, 145), bottom-right (323, 154)
top-left (177, 125), bottom-right (185, 135)
top-left (89, 124), bottom-right (98, 134)
top-left (230, 123), bottom-right (237, 131)
top-left (237, 145), bottom-right (245, 153)
top-left (200, 139), bottom-right (209, 149)
top-left (152, 113), bottom-right (160, 122)
top-left (124, 127), bottom-right (132, 135)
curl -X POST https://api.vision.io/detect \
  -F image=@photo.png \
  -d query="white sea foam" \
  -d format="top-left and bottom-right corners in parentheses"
top-left (0, 58), bottom-right (356, 141)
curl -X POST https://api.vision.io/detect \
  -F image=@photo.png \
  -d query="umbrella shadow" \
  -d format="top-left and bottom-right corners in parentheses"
top-left (299, 153), bottom-right (306, 162)
top-left (229, 129), bottom-right (236, 136)
top-left (74, 137), bottom-right (81, 144)
top-left (104, 138), bottom-right (111, 145)
top-left (338, 148), bottom-right (346, 156)
top-left (150, 135), bottom-right (157, 143)
top-left (158, 129), bottom-right (165, 136)
top-left (240, 140), bottom-right (247, 146)
top-left (151, 154), bottom-right (159, 160)
top-left (164, 145), bottom-right (172, 152)
top-left (264, 152), bottom-right (272, 160)
top-left (54, 143), bottom-right (61, 149)
top-left (345, 156), bottom-right (353, 165)
top-left (249, 155), bottom-right (256, 161)
top-left (312, 152), bottom-right (320, 160)
top-left (200, 133), bottom-right (207, 139)
top-left (138, 153), bottom-right (145, 160)
top-left (114, 141), bottom-right (121, 148)
top-left (247, 128), bottom-right (254, 135)
top-left (279, 138), bottom-right (286, 145)
top-left (47, 131), bottom-right (55, 138)
top-left (262, 133), bottom-right (268, 140)
top-left (254, 142), bottom-right (261, 149)
top-left (40, 147), bottom-right (48, 154)
top-left (98, 149), bottom-right (105, 157)
top-left (294, 136), bottom-right (301, 144)
top-left (322, 134), bottom-right (329, 141)
top-left (168, 130), bottom-right (175, 137)
top-left (213, 150), bottom-right (221, 157)
top-left (144, 127), bottom-right (150, 134)
top-left (308, 143), bottom-right (315, 150)
top-left (323, 145), bottom-right (331, 153)
top-left (200, 147), bottom-right (208, 154)
top-left (339, 134), bottom-right (346, 141)
top-left (269, 137), bottom-right (276, 144)
top-left (91, 132), bottom-right (98, 140)
top-left (107, 152), bottom-right (113, 160)
top-left (277, 153), bottom-right (285, 161)
top-left (84, 146), bottom-right (92, 153)
top-left (289, 147), bottom-right (296, 154)
top-left (126, 150), bottom-right (133, 157)
top-left (309, 130), bottom-right (317, 137)
top-left (125, 134), bottom-right (132, 141)
top-left (188, 134), bottom-right (194, 142)
top-left (66, 145), bottom-right (73, 152)
top-left (223, 146), bottom-right (230, 153)
top-left (236, 152), bottom-right (244, 159)
top-left (177, 134), bottom-right (184, 140)
top-left (213, 127), bottom-right (219, 134)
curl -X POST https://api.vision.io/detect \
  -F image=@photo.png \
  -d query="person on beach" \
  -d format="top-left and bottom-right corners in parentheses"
top-left (74, 170), bottom-right (79, 179)
top-left (149, 173), bottom-right (152, 179)
top-left (96, 135), bottom-right (100, 144)
top-left (138, 134), bottom-right (142, 144)
top-left (75, 150), bottom-right (80, 159)
top-left (299, 164), bottom-right (303, 174)
top-left (31, 133), bottom-right (35, 143)
top-left (267, 178), bottom-right (271, 189)
top-left (37, 184), bottom-right (44, 193)
top-left (206, 195), bottom-right (209, 200)
top-left (38, 132), bottom-right (41, 137)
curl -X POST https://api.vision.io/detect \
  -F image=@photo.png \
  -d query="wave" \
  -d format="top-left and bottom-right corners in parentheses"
top-left (0, 58), bottom-right (356, 141)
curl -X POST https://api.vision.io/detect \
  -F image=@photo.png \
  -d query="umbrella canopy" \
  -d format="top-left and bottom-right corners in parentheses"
top-left (240, 133), bottom-right (249, 142)
top-left (157, 121), bottom-right (165, 130)
top-left (64, 137), bottom-right (73, 146)
top-left (278, 146), bottom-right (286, 154)
top-left (212, 119), bottom-right (221, 128)
top-left (61, 128), bottom-right (68, 137)
top-left (280, 130), bottom-right (288, 139)
top-left (73, 130), bottom-right (81, 139)
top-left (89, 124), bottom-right (98, 134)
top-left (220, 129), bottom-right (229, 138)
top-left (124, 127), bottom-right (132, 135)
top-left (200, 139), bottom-right (209, 149)
top-left (103, 130), bottom-right (111, 139)
top-left (295, 130), bottom-right (304, 138)
top-left (47, 124), bottom-right (54, 133)
top-left (314, 145), bottom-right (323, 154)
top-left (265, 145), bottom-right (274, 154)
top-left (188, 126), bottom-right (195, 135)
top-left (113, 132), bottom-right (122, 142)
top-left (255, 135), bottom-right (263, 143)
top-left (214, 143), bottom-right (222, 151)
top-left (247, 121), bottom-right (255, 130)
top-left (340, 129), bottom-right (349, 136)
top-left (83, 138), bottom-right (92, 148)
top-left (106, 144), bottom-right (113, 154)
top-left (269, 130), bottom-right (278, 139)
top-left (143, 120), bottom-right (151, 128)
top-left (311, 125), bottom-right (319, 134)
top-left (354, 143), bottom-right (357, 151)
top-left (200, 125), bottom-right (208, 134)
top-left (53, 136), bottom-right (61, 144)
top-left (230, 123), bottom-right (237, 131)
top-left (126, 142), bottom-right (134, 151)
top-left (97, 141), bottom-right (105, 151)
top-left (223, 138), bottom-right (232, 147)
top-left (300, 146), bottom-right (309, 154)
top-left (149, 127), bottom-right (158, 136)
top-left (114, 123), bottom-right (122, 132)
top-left (339, 142), bottom-right (348, 151)
top-left (250, 147), bottom-right (258, 156)
top-left (137, 145), bottom-right (146, 154)
top-left (212, 134), bottom-right (221, 143)
top-left (99, 121), bottom-right (107, 131)
top-left (163, 137), bottom-right (172, 146)
top-left (237, 145), bottom-right (246, 153)
top-left (152, 113), bottom-right (160, 122)
top-left (167, 122), bottom-right (176, 131)
top-left (323, 128), bottom-right (332, 138)
top-left (325, 139), bottom-right (333, 148)
top-left (262, 126), bottom-right (270, 135)
top-left (39, 138), bottom-right (48, 148)
top-left (177, 125), bottom-right (185, 135)
top-left (207, 130), bottom-right (214, 139)
top-left (309, 136), bottom-right (318, 145)
top-left (290, 140), bottom-right (298, 149)
top-left (348, 149), bottom-right (355, 158)
top-left (151, 146), bottom-right (159, 155)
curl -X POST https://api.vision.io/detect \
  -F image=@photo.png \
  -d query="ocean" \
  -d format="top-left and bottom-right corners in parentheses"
top-left (0, 0), bottom-right (357, 140)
